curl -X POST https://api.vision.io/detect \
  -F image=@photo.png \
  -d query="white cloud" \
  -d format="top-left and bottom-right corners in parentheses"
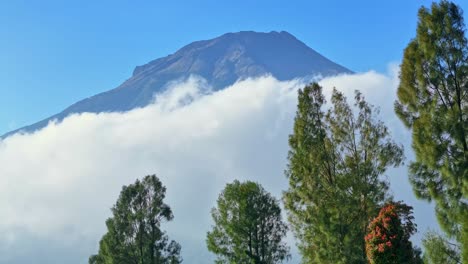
top-left (0, 71), bottom-right (438, 263)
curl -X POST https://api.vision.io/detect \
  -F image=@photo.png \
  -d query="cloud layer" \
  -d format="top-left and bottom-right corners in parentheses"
top-left (0, 70), bottom-right (438, 263)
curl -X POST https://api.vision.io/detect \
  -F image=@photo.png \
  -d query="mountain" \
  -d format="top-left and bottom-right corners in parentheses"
top-left (4, 31), bottom-right (351, 137)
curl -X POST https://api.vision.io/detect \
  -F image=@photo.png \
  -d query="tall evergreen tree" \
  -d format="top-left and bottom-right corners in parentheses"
top-left (284, 83), bottom-right (403, 263)
top-left (394, 1), bottom-right (468, 260)
top-left (207, 180), bottom-right (290, 264)
top-left (89, 175), bottom-right (182, 264)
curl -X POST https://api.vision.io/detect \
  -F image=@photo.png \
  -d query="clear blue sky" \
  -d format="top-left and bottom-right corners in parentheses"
top-left (0, 0), bottom-right (467, 135)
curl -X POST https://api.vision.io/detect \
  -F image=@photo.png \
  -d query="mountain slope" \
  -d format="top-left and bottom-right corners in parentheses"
top-left (4, 31), bottom-right (351, 137)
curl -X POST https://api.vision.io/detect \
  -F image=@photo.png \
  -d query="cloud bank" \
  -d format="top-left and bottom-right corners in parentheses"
top-left (0, 70), bottom-right (438, 263)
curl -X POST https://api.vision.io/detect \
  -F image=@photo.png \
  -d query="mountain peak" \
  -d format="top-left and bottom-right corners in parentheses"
top-left (132, 31), bottom-right (350, 82)
top-left (4, 31), bottom-right (351, 138)
top-left (217, 30), bottom-right (296, 39)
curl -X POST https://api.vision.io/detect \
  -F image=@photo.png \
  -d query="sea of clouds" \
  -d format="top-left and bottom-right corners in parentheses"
top-left (0, 68), bottom-right (438, 263)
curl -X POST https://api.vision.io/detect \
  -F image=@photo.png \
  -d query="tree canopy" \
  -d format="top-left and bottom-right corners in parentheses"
top-left (422, 231), bottom-right (461, 264)
top-left (89, 175), bottom-right (182, 264)
top-left (284, 83), bottom-right (404, 263)
top-left (206, 180), bottom-right (290, 264)
top-left (365, 202), bottom-right (421, 264)
top-left (395, 1), bottom-right (468, 260)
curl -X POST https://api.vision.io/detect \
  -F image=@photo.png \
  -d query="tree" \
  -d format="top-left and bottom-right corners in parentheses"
top-left (206, 180), bottom-right (290, 264)
top-left (394, 1), bottom-right (468, 260)
top-left (422, 231), bottom-right (461, 264)
top-left (89, 175), bottom-right (182, 264)
top-left (365, 202), bottom-right (422, 264)
top-left (284, 83), bottom-right (404, 263)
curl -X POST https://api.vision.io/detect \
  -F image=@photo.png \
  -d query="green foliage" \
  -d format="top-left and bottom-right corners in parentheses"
top-left (365, 202), bottom-right (421, 264)
top-left (89, 175), bottom-right (182, 264)
top-left (395, 1), bottom-right (468, 260)
top-left (422, 231), bottom-right (461, 264)
top-left (284, 83), bottom-right (404, 263)
top-left (206, 180), bottom-right (290, 264)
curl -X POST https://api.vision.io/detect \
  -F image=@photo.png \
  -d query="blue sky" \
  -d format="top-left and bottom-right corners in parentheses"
top-left (1, 0), bottom-right (467, 135)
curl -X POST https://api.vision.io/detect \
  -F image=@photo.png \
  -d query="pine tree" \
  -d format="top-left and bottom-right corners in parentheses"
top-left (284, 83), bottom-right (403, 263)
top-left (89, 175), bottom-right (182, 264)
top-left (395, 1), bottom-right (468, 260)
top-left (206, 180), bottom-right (290, 264)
